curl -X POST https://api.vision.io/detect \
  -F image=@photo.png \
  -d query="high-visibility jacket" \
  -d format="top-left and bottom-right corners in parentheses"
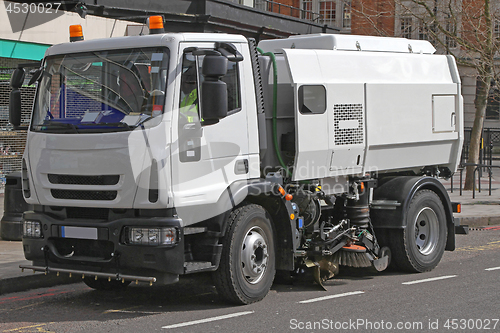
top-left (180, 89), bottom-right (198, 123)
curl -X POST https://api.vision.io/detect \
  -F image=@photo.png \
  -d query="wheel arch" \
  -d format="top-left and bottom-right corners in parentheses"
top-left (184, 180), bottom-right (294, 272)
top-left (231, 179), bottom-right (296, 271)
top-left (371, 176), bottom-right (455, 251)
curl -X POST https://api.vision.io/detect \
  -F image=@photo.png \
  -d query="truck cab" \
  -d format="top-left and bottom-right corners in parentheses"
top-left (17, 32), bottom-right (259, 285)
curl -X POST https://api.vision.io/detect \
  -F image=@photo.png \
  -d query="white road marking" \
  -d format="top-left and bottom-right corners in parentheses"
top-left (162, 311), bottom-right (254, 329)
top-left (299, 291), bottom-right (365, 304)
top-left (402, 275), bottom-right (457, 285)
top-left (105, 310), bottom-right (162, 315)
top-left (485, 266), bottom-right (500, 271)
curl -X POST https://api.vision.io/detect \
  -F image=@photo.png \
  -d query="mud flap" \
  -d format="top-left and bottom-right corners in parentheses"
top-left (372, 246), bottom-right (391, 272)
top-left (305, 258), bottom-right (339, 291)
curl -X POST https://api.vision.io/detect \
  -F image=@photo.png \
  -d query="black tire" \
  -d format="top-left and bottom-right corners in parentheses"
top-left (213, 204), bottom-right (275, 304)
top-left (390, 190), bottom-right (447, 272)
top-left (83, 276), bottom-right (131, 291)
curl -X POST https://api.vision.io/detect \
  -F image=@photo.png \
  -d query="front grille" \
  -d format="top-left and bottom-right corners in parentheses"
top-left (48, 174), bottom-right (120, 185)
top-left (67, 207), bottom-right (109, 220)
top-left (51, 189), bottom-right (117, 201)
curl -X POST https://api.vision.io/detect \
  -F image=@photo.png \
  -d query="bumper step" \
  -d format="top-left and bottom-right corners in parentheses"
top-left (184, 261), bottom-right (216, 274)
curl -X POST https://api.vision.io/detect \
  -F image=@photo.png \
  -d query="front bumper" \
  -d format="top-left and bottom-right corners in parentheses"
top-left (21, 211), bottom-right (185, 285)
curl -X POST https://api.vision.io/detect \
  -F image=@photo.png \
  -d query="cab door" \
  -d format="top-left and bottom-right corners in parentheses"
top-left (172, 43), bottom-right (250, 225)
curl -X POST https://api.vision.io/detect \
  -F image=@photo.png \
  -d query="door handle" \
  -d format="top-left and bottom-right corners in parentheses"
top-left (235, 159), bottom-right (249, 175)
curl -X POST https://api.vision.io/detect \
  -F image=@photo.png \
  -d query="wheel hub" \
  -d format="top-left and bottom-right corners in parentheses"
top-left (241, 227), bottom-right (269, 284)
top-left (414, 207), bottom-right (439, 255)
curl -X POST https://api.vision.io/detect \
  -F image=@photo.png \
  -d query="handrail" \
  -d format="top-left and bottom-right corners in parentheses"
top-left (453, 163), bottom-right (500, 198)
top-left (462, 127), bottom-right (500, 163)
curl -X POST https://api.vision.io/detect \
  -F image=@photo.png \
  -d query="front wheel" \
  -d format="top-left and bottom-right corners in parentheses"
top-left (213, 204), bottom-right (275, 304)
top-left (390, 190), bottom-right (447, 272)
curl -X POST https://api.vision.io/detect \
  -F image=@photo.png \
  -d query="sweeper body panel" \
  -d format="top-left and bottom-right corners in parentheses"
top-left (10, 23), bottom-right (465, 304)
top-left (258, 34), bottom-right (463, 181)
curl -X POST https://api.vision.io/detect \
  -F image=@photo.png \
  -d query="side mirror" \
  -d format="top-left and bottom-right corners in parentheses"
top-left (201, 81), bottom-right (227, 125)
top-left (28, 68), bottom-right (43, 86)
top-left (10, 68), bottom-right (25, 89)
top-left (9, 90), bottom-right (22, 128)
top-left (202, 54), bottom-right (228, 77)
top-left (9, 68), bottom-right (25, 129)
top-left (201, 55), bottom-right (228, 125)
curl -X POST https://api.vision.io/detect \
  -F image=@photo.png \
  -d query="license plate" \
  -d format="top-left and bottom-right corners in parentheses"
top-left (61, 226), bottom-right (98, 240)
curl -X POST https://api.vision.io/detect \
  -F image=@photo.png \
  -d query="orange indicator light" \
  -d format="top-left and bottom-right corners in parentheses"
top-left (278, 186), bottom-right (285, 196)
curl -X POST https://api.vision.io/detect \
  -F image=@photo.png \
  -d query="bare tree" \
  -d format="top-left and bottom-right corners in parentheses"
top-left (352, 0), bottom-right (500, 190)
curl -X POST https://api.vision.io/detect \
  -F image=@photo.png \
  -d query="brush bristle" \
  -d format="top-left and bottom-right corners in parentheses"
top-left (332, 250), bottom-right (372, 268)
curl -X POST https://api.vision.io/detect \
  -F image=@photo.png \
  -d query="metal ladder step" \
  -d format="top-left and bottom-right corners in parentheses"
top-left (184, 261), bottom-right (216, 274)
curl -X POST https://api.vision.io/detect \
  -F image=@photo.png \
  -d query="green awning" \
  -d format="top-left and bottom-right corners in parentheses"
top-left (0, 39), bottom-right (50, 61)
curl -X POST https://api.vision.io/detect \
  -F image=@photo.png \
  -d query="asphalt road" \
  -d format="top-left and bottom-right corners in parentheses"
top-left (1, 229), bottom-right (499, 333)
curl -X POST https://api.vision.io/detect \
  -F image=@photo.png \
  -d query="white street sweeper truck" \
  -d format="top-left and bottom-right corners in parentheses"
top-left (10, 16), bottom-right (467, 304)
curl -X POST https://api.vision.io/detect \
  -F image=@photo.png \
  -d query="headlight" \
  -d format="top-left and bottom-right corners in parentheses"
top-left (23, 221), bottom-right (42, 238)
top-left (126, 227), bottom-right (177, 246)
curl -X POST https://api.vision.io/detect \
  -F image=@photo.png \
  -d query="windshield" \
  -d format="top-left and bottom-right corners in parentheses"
top-left (32, 47), bottom-right (169, 133)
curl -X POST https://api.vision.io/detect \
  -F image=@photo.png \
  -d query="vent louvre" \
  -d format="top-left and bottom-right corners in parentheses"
top-left (22, 159), bottom-right (31, 198)
top-left (334, 104), bottom-right (364, 145)
top-left (48, 174), bottom-right (119, 185)
top-left (51, 189), bottom-right (117, 201)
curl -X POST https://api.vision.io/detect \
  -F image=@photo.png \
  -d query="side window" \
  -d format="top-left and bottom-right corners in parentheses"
top-left (298, 85), bottom-right (326, 114)
top-left (178, 53), bottom-right (201, 163)
top-left (222, 61), bottom-right (241, 112)
top-left (178, 48), bottom-right (242, 164)
top-left (178, 51), bottom-right (241, 121)
top-left (179, 53), bottom-right (200, 124)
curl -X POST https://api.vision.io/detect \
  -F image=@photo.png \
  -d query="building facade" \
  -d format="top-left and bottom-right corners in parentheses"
top-left (246, 0), bottom-right (352, 33)
top-left (350, 0), bottom-right (500, 130)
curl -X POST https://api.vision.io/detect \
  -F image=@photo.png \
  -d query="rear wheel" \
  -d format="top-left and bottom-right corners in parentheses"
top-left (390, 190), bottom-right (447, 272)
top-left (83, 276), bottom-right (131, 291)
top-left (213, 204), bottom-right (275, 304)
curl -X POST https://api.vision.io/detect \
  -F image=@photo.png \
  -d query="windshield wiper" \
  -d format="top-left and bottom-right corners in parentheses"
top-left (36, 122), bottom-right (80, 133)
top-left (83, 122), bottom-right (133, 130)
top-left (35, 121), bottom-right (136, 133)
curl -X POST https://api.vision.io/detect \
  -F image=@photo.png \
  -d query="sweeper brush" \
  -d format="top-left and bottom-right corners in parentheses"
top-left (332, 244), bottom-right (372, 268)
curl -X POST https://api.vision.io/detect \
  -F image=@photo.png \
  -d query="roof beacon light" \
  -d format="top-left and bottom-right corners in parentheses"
top-left (69, 25), bottom-right (84, 42)
top-left (149, 16), bottom-right (164, 34)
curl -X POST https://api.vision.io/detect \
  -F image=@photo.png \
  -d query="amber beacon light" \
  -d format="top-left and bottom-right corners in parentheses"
top-left (149, 16), bottom-right (165, 34)
top-left (69, 25), bottom-right (84, 42)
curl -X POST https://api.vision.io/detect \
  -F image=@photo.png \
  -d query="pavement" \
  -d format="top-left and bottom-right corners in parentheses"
top-left (1, 165), bottom-right (499, 295)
